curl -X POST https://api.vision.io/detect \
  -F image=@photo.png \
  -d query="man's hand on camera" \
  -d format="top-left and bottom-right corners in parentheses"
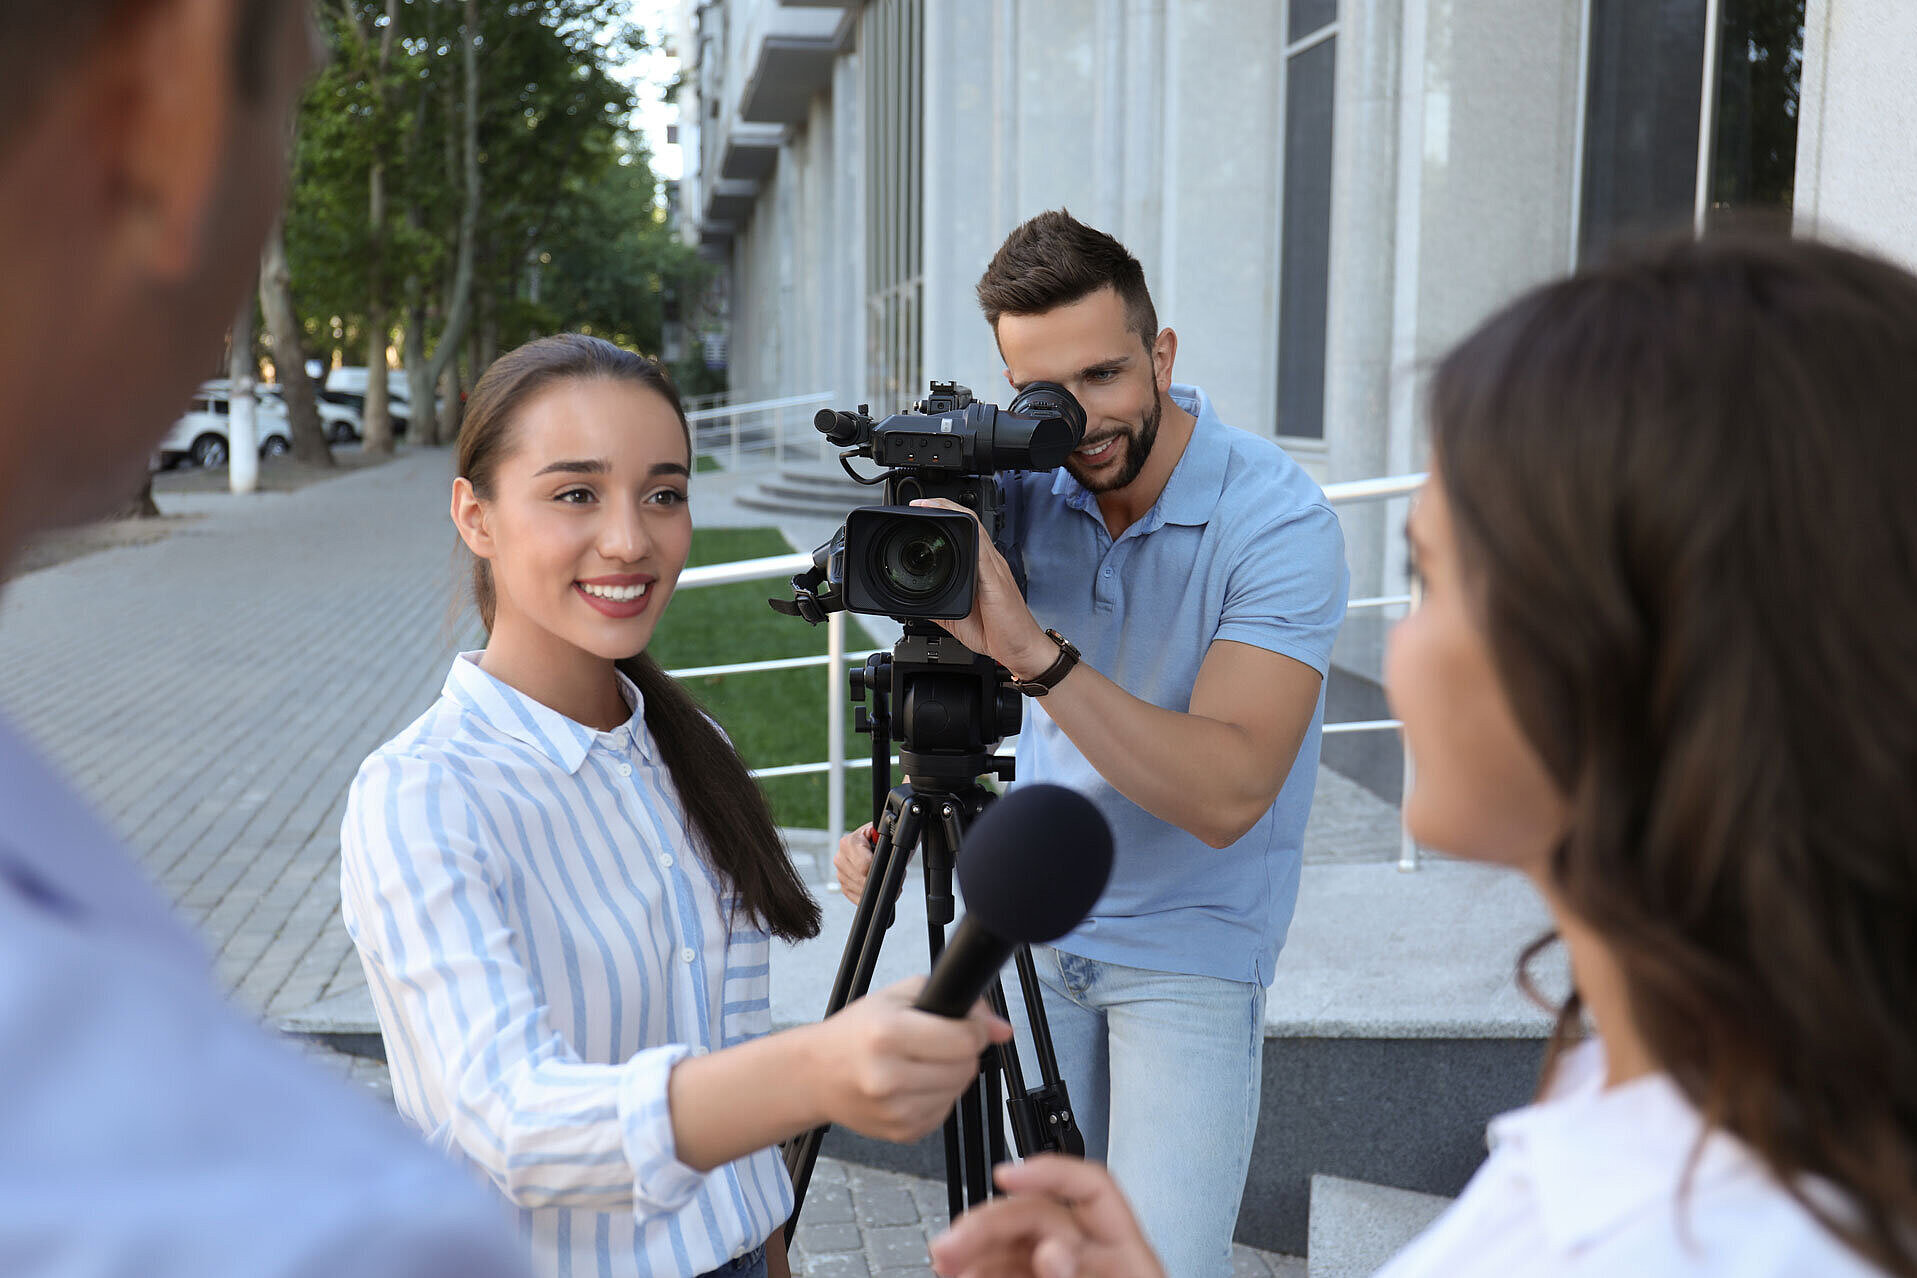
top-left (909, 499), bottom-right (1056, 679)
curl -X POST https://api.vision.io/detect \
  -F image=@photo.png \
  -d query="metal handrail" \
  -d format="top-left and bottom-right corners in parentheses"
top-left (685, 391), bottom-right (838, 473)
top-left (683, 391), bottom-right (837, 423)
top-left (665, 471), bottom-right (1428, 862)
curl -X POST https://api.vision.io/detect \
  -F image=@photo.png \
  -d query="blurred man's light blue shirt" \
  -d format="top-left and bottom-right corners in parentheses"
top-left (0, 713), bottom-right (525, 1278)
top-left (1007, 383), bottom-right (1349, 985)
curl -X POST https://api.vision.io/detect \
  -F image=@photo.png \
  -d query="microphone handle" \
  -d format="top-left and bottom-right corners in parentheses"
top-left (914, 917), bottom-right (1014, 1019)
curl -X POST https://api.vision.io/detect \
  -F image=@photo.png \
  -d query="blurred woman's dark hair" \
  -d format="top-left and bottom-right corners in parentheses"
top-left (1430, 233), bottom-right (1917, 1273)
top-left (455, 332), bottom-right (821, 943)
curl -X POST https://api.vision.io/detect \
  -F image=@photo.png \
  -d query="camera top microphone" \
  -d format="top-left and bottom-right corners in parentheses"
top-left (814, 408), bottom-right (870, 448)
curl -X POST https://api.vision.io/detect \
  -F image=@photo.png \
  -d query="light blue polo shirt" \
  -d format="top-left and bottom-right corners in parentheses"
top-left (1006, 383), bottom-right (1348, 985)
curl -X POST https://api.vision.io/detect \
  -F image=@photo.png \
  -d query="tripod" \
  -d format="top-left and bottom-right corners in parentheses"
top-left (783, 625), bottom-right (1082, 1235)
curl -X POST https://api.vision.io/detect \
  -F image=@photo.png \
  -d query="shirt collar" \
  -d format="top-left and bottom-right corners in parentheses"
top-left (1048, 382), bottom-right (1231, 533)
top-left (1488, 1039), bottom-right (1764, 1256)
top-left (443, 651), bottom-right (649, 773)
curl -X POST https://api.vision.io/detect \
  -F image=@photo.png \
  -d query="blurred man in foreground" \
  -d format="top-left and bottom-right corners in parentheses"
top-left (0, 2), bottom-right (524, 1273)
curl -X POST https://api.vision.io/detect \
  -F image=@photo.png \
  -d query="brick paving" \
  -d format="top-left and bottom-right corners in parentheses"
top-left (1, 449), bottom-right (472, 1022)
top-left (3, 448), bottom-right (1334, 1275)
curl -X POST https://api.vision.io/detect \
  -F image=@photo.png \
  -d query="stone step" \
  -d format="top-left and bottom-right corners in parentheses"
top-left (754, 482), bottom-right (863, 508)
top-left (735, 492), bottom-right (862, 520)
top-left (1306, 1175), bottom-right (1452, 1278)
top-left (774, 468), bottom-right (872, 495)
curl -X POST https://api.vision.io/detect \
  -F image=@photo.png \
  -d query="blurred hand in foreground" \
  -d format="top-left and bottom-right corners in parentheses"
top-left (929, 1155), bottom-right (1166, 1278)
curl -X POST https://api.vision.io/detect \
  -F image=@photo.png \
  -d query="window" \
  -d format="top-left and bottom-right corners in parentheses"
top-left (864, 0), bottom-right (923, 412)
top-left (1704, 0), bottom-right (1805, 225)
top-left (1276, 3), bottom-right (1336, 441)
top-left (1578, 0), bottom-right (1804, 263)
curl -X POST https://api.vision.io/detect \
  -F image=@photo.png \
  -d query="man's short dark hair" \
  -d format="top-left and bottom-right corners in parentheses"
top-left (0, 0), bottom-right (283, 163)
top-left (976, 209), bottom-right (1160, 350)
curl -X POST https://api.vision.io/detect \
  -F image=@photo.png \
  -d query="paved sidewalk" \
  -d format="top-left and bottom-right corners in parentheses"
top-left (1, 449), bottom-right (478, 1021)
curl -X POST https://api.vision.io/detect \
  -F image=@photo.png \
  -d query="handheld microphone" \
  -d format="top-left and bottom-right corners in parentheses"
top-left (915, 784), bottom-right (1114, 1018)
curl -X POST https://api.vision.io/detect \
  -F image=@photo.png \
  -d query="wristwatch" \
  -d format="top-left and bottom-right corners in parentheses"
top-left (1011, 629), bottom-right (1080, 697)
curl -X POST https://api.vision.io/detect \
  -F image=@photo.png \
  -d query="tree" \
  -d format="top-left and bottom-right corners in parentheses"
top-left (285, 0), bottom-right (709, 432)
top-left (325, 0), bottom-right (404, 456)
top-left (260, 211), bottom-right (332, 465)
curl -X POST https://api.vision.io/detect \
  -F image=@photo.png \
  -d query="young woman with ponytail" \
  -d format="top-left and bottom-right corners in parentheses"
top-left (340, 334), bottom-right (1009, 1278)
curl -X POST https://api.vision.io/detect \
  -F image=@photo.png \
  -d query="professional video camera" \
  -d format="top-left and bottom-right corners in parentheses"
top-left (771, 380), bottom-right (1085, 624)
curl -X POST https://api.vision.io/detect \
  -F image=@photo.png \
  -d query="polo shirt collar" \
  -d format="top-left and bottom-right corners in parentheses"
top-left (444, 651), bottom-right (649, 774)
top-left (1488, 1039), bottom-right (1762, 1256)
top-left (1048, 382), bottom-right (1230, 533)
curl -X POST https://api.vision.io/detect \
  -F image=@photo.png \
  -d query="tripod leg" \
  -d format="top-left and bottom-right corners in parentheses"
top-left (1003, 943), bottom-right (1085, 1157)
top-left (821, 794), bottom-right (922, 1015)
top-left (1014, 945), bottom-right (1063, 1085)
top-left (786, 789), bottom-right (927, 1241)
top-left (985, 1054), bottom-right (1008, 1180)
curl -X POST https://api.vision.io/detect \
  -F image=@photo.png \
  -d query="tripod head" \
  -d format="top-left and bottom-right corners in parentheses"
top-left (852, 622), bottom-right (1022, 790)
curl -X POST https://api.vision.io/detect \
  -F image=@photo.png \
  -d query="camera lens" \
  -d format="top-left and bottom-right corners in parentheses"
top-left (875, 523), bottom-right (957, 602)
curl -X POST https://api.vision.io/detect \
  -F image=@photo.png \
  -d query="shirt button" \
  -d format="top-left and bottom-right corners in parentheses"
top-left (681, 947), bottom-right (697, 963)
top-left (659, 853), bottom-right (675, 868)
top-left (1103, 567), bottom-right (1112, 577)
top-left (618, 762), bottom-right (633, 777)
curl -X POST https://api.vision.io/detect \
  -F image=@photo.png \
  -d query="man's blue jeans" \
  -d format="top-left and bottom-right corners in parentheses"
top-left (1021, 945), bottom-right (1267, 1278)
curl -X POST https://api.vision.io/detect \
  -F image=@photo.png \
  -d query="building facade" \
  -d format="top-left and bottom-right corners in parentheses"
top-left (678, 0), bottom-right (1901, 765)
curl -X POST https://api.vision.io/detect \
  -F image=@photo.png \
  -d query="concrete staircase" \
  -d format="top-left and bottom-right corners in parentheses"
top-left (732, 465), bottom-right (875, 521)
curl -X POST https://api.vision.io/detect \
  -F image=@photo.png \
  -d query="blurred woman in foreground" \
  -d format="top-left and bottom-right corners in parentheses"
top-left (930, 235), bottom-right (1917, 1276)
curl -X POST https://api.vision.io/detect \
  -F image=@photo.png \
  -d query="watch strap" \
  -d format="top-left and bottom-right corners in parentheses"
top-left (1012, 630), bottom-right (1080, 697)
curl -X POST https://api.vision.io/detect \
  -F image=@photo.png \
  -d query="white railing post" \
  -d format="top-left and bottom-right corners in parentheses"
top-left (827, 610), bottom-right (846, 840)
top-left (1397, 572), bottom-right (1424, 872)
top-left (730, 408), bottom-right (741, 471)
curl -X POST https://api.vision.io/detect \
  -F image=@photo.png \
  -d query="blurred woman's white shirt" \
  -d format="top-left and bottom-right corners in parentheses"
top-left (1373, 1039), bottom-right (1886, 1277)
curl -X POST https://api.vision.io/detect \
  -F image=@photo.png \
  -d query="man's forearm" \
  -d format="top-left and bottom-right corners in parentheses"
top-left (1028, 660), bottom-right (1295, 848)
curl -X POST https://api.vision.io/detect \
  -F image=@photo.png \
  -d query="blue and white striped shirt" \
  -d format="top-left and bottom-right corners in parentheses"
top-left (340, 653), bottom-right (792, 1278)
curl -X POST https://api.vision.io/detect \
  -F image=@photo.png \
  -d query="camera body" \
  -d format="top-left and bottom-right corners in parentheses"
top-left (778, 381), bottom-right (1085, 624)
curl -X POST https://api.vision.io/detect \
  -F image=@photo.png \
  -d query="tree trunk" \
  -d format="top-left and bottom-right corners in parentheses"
top-left (112, 475), bottom-right (161, 521)
top-left (423, 0), bottom-right (482, 408)
top-left (438, 357), bottom-right (465, 445)
top-left (478, 277), bottom-right (498, 370)
top-left (404, 304), bottom-right (437, 444)
top-left (363, 310), bottom-right (392, 452)
top-left (260, 213), bottom-right (332, 465)
top-left (358, 0), bottom-right (401, 458)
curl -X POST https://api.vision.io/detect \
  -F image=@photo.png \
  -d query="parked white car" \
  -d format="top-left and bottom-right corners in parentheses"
top-left (256, 383), bottom-right (363, 443)
top-left (321, 367), bottom-right (445, 438)
top-left (157, 391), bottom-right (293, 468)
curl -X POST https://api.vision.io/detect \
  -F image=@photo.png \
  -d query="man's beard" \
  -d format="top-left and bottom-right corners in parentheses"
top-left (1071, 395), bottom-right (1162, 494)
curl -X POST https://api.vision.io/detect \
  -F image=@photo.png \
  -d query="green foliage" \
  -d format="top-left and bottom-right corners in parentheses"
top-left (647, 529), bottom-right (883, 830)
top-left (287, 1), bottom-right (712, 375)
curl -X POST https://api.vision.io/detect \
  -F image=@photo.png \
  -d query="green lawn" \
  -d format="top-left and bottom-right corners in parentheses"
top-left (648, 527), bottom-right (881, 829)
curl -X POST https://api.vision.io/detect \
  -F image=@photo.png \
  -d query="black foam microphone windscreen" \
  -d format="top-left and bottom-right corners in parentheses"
top-left (914, 784), bottom-right (1114, 1018)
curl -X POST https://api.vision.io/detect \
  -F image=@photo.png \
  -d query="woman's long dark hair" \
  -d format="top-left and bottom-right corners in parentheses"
top-left (1431, 234), bottom-right (1917, 1273)
top-left (457, 333), bottom-right (820, 943)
